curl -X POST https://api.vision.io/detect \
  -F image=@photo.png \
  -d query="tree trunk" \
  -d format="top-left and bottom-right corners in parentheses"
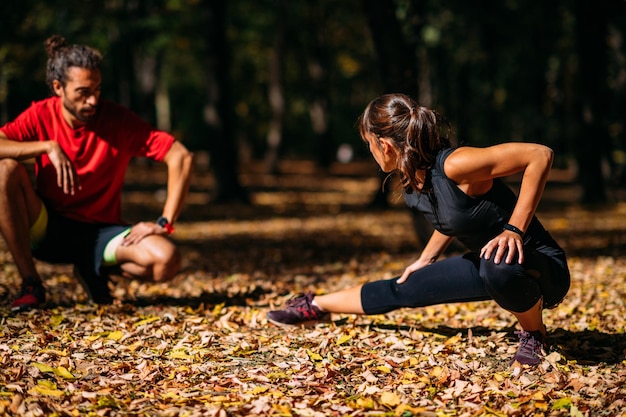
top-left (264, 18), bottom-right (285, 175)
top-left (202, 0), bottom-right (249, 203)
top-left (362, 0), bottom-right (419, 208)
top-left (575, 0), bottom-right (611, 204)
top-left (307, 5), bottom-right (333, 169)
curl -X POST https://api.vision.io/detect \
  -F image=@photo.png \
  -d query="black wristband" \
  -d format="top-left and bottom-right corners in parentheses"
top-left (503, 223), bottom-right (524, 237)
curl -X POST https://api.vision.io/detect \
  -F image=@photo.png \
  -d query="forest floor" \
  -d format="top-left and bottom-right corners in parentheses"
top-left (1, 157), bottom-right (625, 416)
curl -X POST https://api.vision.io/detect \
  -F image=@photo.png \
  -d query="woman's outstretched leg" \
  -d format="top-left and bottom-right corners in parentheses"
top-left (267, 254), bottom-right (491, 324)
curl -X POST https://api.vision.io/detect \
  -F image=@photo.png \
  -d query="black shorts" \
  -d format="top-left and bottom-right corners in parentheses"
top-left (32, 210), bottom-right (130, 278)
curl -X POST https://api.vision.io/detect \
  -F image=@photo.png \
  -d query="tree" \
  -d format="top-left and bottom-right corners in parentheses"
top-left (574, 0), bottom-right (612, 204)
top-left (362, 0), bottom-right (419, 208)
top-left (201, 0), bottom-right (249, 203)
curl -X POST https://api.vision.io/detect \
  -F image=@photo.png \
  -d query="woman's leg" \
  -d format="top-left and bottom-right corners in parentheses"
top-left (359, 253), bottom-right (491, 315)
top-left (315, 253), bottom-right (491, 315)
top-left (268, 254), bottom-right (490, 325)
top-left (314, 285), bottom-right (365, 314)
top-left (479, 246), bottom-right (569, 332)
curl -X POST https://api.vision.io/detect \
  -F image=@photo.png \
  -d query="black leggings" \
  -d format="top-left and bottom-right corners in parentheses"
top-left (361, 248), bottom-right (570, 315)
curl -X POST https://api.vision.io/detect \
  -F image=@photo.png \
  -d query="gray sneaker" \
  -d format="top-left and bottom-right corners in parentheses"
top-left (510, 330), bottom-right (547, 366)
top-left (267, 292), bottom-right (331, 326)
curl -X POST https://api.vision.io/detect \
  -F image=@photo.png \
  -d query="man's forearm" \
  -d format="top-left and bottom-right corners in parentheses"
top-left (0, 137), bottom-right (51, 161)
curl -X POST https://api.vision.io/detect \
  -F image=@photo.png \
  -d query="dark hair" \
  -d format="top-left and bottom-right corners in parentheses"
top-left (44, 35), bottom-right (103, 92)
top-left (358, 93), bottom-right (451, 193)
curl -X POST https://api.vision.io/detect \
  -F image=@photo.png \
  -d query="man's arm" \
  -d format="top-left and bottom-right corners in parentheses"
top-left (0, 132), bottom-right (78, 194)
top-left (0, 132), bottom-right (52, 160)
top-left (160, 140), bottom-right (193, 227)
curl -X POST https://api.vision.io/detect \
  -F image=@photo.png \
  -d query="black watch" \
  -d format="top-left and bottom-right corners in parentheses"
top-left (157, 216), bottom-right (174, 234)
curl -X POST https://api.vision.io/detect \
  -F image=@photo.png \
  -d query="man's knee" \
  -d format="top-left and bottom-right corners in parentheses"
top-left (0, 159), bottom-right (23, 188)
top-left (152, 246), bottom-right (181, 282)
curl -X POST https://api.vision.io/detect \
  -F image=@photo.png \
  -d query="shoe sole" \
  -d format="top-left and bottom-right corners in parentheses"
top-left (268, 314), bottom-right (332, 328)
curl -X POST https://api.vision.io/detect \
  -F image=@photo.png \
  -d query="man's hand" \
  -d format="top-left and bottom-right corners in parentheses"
top-left (47, 142), bottom-right (79, 195)
top-left (120, 222), bottom-right (167, 247)
top-left (480, 230), bottom-right (524, 264)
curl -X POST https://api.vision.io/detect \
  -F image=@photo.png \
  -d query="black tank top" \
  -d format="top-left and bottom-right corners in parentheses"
top-left (403, 147), bottom-right (560, 254)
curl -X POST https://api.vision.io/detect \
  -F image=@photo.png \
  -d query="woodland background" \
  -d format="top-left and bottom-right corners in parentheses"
top-left (1, 0), bottom-right (626, 204)
top-left (1, 1), bottom-right (626, 416)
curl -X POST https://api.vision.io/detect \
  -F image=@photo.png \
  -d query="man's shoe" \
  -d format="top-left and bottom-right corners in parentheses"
top-left (11, 277), bottom-right (46, 312)
top-left (73, 266), bottom-right (114, 305)
top-left (510, 330), bottom-right (547, 366)
top-left (267, 292), bottom-right (331, 326)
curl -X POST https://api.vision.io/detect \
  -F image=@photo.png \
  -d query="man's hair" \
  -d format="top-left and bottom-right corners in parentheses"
top-left (44, 35), bottom-right (103, 91)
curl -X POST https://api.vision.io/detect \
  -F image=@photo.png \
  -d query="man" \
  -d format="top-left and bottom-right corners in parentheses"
top-left (0, 35), bottom-right (193, 311)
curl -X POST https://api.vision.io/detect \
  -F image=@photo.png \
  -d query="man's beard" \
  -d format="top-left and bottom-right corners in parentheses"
top-left (63, 99), bottom-right (97, 123)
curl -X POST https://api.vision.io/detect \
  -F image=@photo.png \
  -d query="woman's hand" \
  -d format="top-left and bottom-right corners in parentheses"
top-left (397, 258), bottom-right (433, 284)
top-left (480, 230), bottom-right (524, 264)
top-left (121, 222), bottom-right (167, 247)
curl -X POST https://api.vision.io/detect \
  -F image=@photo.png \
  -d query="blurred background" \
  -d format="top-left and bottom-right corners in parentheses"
top-left (1, 0), bottom-right (625, 205)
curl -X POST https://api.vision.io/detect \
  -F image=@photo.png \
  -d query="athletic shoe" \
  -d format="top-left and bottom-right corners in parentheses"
top-left (73, 266), bottom-right (114, 305)
top-left (11, 277), bottom-right (46, 312)
top-left (267, 292), bottom-right (331, 326)
top-left (510, 330), bottom-right (547, 366)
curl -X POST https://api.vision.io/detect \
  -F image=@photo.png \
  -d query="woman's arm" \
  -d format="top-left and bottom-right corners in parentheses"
top-left (444, 142), bottom-right (554, 264)
top-left (397, 229), bottom-right (455, 284)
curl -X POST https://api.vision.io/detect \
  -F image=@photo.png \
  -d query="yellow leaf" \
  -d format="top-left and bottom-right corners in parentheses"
top-left (32, 363), bottom-right (55, 373)
top-left (532, 392), bottom-right (545, 401)
top-left (444, 335), bottom-right (462, 346)
top-left (40, 348), bottom-right (68, 357)
top-left (376, 365), bottom-right (391, 374)
top-left (107, 331), bottom-right (124, 341)
top-left (266, 372), bottom-right (289, 381)
top-left (409, 357), bottom-right (419, 366)
top-left (493, 372), bottom-right (506, 382)
top-left (430, 366), bottom-right (443, 378)
top-left (336, 334), bottom-right (352, 345)
top-left (307, 350), bottom-right (323, 361)
top-left (162, 391), bottom-right (179, 399)
top-left (37, 380), bottom-right (57, 389)
top-left (212, 303), bottom-right (225, 316)
top-left (126, 341), bottom-right (143, 352)
top-left (551, 397), bottom-right (572, 410)
top-left (168, 349), bottom-right (194, 360)
top-left (355, 397), bottom-right (375, 409)
top-left (379, 391), bottom-right (401, 407)
top-left (54, 366), bottom-right (75, 380)
top-left (401, 371), bottom-right (417, 382)
top-left (29, 386), bottom-right (65, 397)
top-left (249, 386), bottom-right (269, 395)
top-left (50, 315), bottom-right (64, 327)
top-left (134, 316), bottom-right (160, 327)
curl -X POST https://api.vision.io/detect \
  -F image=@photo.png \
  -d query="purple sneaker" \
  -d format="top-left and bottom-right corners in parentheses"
top-left (510, 330), bottom-right (547, 366)
top-left (267, 292), bottom-right (331, 326)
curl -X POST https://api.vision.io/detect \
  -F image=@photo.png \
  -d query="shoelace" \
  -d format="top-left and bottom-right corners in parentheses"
top-left (285, 294), bottom-right (319, 319)
top-left (515, 331), bottom-right (543, 357)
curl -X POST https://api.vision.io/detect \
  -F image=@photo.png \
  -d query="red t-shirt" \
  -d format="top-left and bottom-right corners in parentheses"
top-left (0, 97), bottom-right (175, 224)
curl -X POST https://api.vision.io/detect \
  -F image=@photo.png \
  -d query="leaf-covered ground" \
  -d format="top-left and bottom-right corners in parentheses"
top-left (1, 160), bottom-right (625, 416)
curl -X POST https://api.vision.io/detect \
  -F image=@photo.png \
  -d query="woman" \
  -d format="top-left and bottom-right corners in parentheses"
top-left (267, 93), bottom-right (570, 366)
